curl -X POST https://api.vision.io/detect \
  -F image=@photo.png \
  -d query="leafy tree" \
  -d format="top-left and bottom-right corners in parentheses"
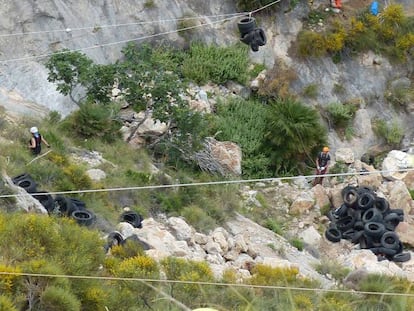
top-left (46, 50), bottom-right (94, 105)
top-left (264, 98), bottom-right (327, 175)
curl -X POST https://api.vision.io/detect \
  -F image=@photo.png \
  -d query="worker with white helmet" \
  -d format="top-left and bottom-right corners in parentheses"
top-left (28, 126), bottom-right (50, 155)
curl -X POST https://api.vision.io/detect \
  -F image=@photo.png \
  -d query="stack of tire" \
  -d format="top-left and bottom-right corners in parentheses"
top-left (325, 185), bottom-right (411, 262)
top-left (237, 17), bottom-right (267, 52)
top-left (12, 173), bottom-right (95, 226)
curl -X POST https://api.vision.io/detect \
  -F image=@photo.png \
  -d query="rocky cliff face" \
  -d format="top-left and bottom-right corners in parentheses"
top-left (0, 0), bottom-right (413, 156)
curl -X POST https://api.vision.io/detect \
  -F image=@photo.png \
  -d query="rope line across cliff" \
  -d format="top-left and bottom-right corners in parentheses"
top-left (0, 0), bottom-right (282, 63)
top-left (1, 167), bottom-right (413, 198)
top-left (0, 270), bottom-right (414, 297)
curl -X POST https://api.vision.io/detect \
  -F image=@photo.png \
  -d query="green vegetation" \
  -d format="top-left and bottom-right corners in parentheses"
top-left (326, 102), bottom-right (357, 129)
top-left (182, 42), bottom-right (249, 85)
top-left (302, 83), bottom-right (319, 99)
top-left (372, 118), bottom-right (404, 147)
top-left (298, 4), bottom-right (414, 62)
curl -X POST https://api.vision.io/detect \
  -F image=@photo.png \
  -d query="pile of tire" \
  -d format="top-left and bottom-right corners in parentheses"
top-left (325, 185), bottom-right (411, 263)
top-left (12, 173), bottom-right (95, 226)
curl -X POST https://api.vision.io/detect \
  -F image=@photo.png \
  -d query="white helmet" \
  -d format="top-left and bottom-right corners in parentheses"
top-left (30, 127), bottom-right (38, 134)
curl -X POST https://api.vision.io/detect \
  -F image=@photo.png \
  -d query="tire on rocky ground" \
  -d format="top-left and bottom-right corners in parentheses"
top-left (54, 196), bottom-right (77, 217)
top-left (342, 187), bottom-right (358, 207)
top-left (357, 192), bottom-right (375, 210)
top-left (336, 215), bottom-right (356, 232)
top-left (107, 231), bottom-right (124, 248)
top-left (12, 173), bottom-right (31, 184)
top-left (383, 213), bottom-right (401, 231)
top-left (16, 178), bottom-right (37, 193)
top-left (364, 222), bottom-right (385, 238)
top-left (374, 197), bottom-right (390, 214)
top-left (68, 198), bottom-right (86, 210)
top-left (71, 210), bottom-right (95, 226)
top-left (361, 207), bottom-right (383, 223)
top-left (325, 227), bottom-right (341, 242)
top-left (392, 252), bottom-right (411, 262)
top-left (120, 211), bottom-right (143, 228)
top-left (380, 231), bottom-right (400, 250)
top-left (31, 191), bottom-right (54, 212)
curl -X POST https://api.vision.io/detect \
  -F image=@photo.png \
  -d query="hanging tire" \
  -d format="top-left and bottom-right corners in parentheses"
top-left (374, 197), bottom-right (390, 214)
top-left (392, 252), bottom-right (411, 262)
top-left (254, 28), bottom-right (267, 46)
top-left (250, 41), bottom-right (259, 52)
top-left (16, 178), bottom-right (37, 193)
top-left (361, 208), bottom-right (383, 223)
top-left (325, 227), bottom-right (341, 242)
top-left (120, 211), bottom-right (143, 229)
top-left (364, 222), bottom-right (385, 238)
top-left (357, 192), bottom-right (375, 210)
top-left (380, 231), bottom-right (400, 250)
top-left (31, 191), bottom-right (54, 212)
top-left (342, 188), bottom-right (358, 207)
top-left (71, 210), bottom-right (95, 226)
top-left (237, 17), bottom-right (257, 37)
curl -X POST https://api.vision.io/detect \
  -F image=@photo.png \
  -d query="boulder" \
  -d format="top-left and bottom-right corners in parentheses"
top-left (335, 148), bottom-right (355, 164)
top-left (290, 192), bottom-right (314, 214)
top-left (167, 217), bottom-right (194, 242)
top-left (86, 168), bottom-right (106, 181)
top-left (386, 180), bottom-right (414, 215)
top-left (382, 150), bottom-right (409, 180)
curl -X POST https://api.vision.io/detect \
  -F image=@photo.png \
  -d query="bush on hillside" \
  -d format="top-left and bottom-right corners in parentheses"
top-left (182, 43), bottom-right (249, 85)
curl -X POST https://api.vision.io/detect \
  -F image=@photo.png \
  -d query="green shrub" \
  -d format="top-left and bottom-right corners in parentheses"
top-left (0, 295), bottom-right (18, 311)
top-left (326, 102), bottom-right (356, 128)
top-left (289, 238), bottom-right (304, 251)
top-left (303, 84), bottom-right (319, 98)
top-left (372, 118), bottom-right (403, 146)
top-left (264, 219), bottom-right (283, 235)
top-left (297, 30), bottom-right (327, 57)
top-left (182, 43), bottom-right (249, 85)
top-left (39, 286), bottom-right (81, 311)
top-left (212, 98), bottom-right (271, 178)
top-left (177, 13), bottom-right (198, 41)
top-left (67, 102), bottom-right (122, 142)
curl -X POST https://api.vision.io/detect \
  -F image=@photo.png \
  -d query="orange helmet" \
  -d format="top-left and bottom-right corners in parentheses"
top-left (323, 146), bottom-right (329, 152)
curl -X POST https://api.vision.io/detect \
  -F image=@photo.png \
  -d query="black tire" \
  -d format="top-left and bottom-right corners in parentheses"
top-left (351, 230), bottom-right (364, 244)
top-left (384, 213), bottom-right (401, 231)
top-left (12, 173), bottom-right (31, 184)
top-left (334, 204), bottom-right (348, 217)
top-left (342, 228), bottom-right (357, 241)
top-left (68, 198), bottom-right (86, 210)
top-left (342, 188), bottom-right (358, 207)
top-left (361, 208), bottom-right (383, 223)
top-left (16, 178), bottom-right (37, 193)
top-left (250, 41), bottom-right (259, 52)
top-left (392, 252), bottom-right (411, 262)
top-left (327, 210), bottom-right (338, 222)
top-left (120, 211), bottom-right (143, 229)
top-left (336, 215), bottom-right (355, 232)
top-left (31, 191), bottom-right (54, 212)
top-left (357, 192), bottom-right (375, 210)
top-left (55, 196), bottom-right (77, 217)
top-left (325, 227), bottom-right (341, 242)
top-left (341, 185), bottom-right (358, 197)
top-left (374, 197), bottom-right (390, 214)
top-left (364, 222), bottom-right (385, 238)
top-left (380, 231), bottom-right (400, 250)
top-left (359, 234), bottom-right (373, 249)
top-left (71, 210), bottom-right (95, 226)
top-left (387, 209), bottom-right (404, 221)
top-left (237, 16), bottom-right (257, 37)
top-left (357, 185), bottom-right (374, 195)
top-left (254, 28), bottom-right (267, 46)
top-left (354, 220), bottom-right (364, 231)
top-left (240, 31), bottom-right (255, 45)
top-left (107, 231), bottom-right (124, 248)
top-left (370, 247), bottom-right (397, 256)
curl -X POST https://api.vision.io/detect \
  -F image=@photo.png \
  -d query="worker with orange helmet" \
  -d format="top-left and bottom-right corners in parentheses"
top-left (313, 146), bottom-right (331, 186)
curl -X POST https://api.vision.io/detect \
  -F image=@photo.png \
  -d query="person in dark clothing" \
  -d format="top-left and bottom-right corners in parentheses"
top-left (28, 126), bottom-right (50, 155)
top-left (313, 146), bottom-right (331, 186)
